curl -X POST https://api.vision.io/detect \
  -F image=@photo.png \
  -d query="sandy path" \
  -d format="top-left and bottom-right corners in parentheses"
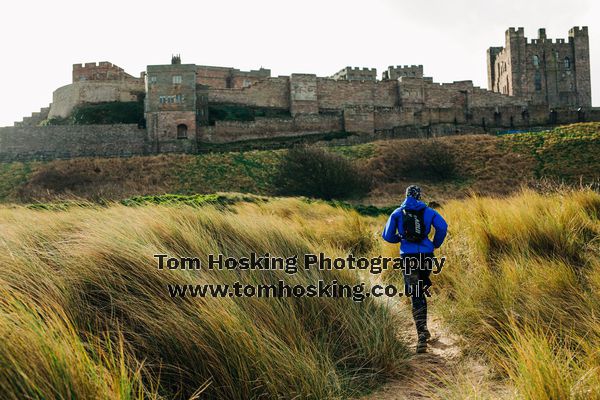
top-left (358, 296), bottom-right (512, 400)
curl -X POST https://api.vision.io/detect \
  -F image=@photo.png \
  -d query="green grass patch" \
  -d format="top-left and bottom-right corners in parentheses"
top-left (0, 161), bottom-right (36, 201)
top-left (329, 142), bottom-right (377, 160)
top-left (120, 193), bottom-right (268, 207)
top-left (501, 122), bottom-right (600, 181)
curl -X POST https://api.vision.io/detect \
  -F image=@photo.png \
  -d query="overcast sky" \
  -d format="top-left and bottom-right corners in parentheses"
top-left (0, 0), bottom-right (598, 127)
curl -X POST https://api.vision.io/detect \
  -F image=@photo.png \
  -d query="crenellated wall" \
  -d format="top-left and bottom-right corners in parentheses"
top-left (72, 61), bottom-right (143, 82)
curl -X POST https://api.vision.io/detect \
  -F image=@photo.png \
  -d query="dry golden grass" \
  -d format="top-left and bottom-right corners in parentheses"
top-left (0, 199), bottom-right (407, 399)
top-left (425, 188), bottom-right (600, 399)
top-left (2, 188), bottom-right (600, 399)
top-left (365, 134), bottom-right (537, 205)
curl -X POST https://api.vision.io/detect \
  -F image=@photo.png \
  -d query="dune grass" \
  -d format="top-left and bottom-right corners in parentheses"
top-left (421, 188), bottom-right (600, 399)
top-left (0, 198), bottom-right (408, 399)
top-left (2, 187), bottom-right (600, 398)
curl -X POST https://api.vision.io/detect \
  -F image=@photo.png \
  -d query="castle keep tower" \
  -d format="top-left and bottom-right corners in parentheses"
top-left (487, 27), bottom-right (591, 108)
top-left (145, 58), bottom-right (198, 154)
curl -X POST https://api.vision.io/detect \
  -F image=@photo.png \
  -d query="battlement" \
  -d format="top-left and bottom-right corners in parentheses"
top-left (569, 26), bottom-right (588, 37)
top-left (330, 66), bottom-right (377, 81)
top-left (73, 61), bottom-right (140, 83)
top-left (507, 27), bottom-right (525, 37)
top-left (382, 65), bottom-right (424, 80)
top-left (232, 67), bottom-right (271, 77)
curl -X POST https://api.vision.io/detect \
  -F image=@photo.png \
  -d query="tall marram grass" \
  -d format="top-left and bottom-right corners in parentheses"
top-left (432, 188), bottom-right (600, 399)
top-left (0, 199), bottom-right (408, 399)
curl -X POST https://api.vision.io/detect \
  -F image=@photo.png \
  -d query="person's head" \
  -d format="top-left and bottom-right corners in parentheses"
top-left (405, 185), bottom-right (422, 200)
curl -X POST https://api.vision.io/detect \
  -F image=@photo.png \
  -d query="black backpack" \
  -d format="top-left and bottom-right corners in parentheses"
top-left (402, 208), bottom-right (427, 242)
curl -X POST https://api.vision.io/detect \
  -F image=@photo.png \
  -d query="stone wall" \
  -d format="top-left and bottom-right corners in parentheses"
top-left (49, 81), bottom-right (144, 119)
top-left (290, 74), bottom-right (319, 115)
top-left (398, 77), bottom-right (527, 109)
top-left (343, 107), bottom-right (374, 134)
top-left (317, 79), bottom-right (375, 110)
top-left (0, 124), bottom-right (147, 162)
top-left (209, 77), bottom-right (290, 109)
top-left (198, 114), bottom-right (341, 143)
top-left (196, 65), bottom-right (271, 89)
top-left (374, 104), bottom-right (593, 133)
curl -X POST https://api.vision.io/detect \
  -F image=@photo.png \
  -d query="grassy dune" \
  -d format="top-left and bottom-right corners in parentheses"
top-left (1, 157), bottom-right (599, 397)
top-left (427, 189), bottom-right (600, 399)
top-left (0, 198), bottom-right (407, 399)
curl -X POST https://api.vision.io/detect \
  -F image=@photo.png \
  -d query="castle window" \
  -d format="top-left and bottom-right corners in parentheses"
top-left (149, 76), bottom-right (157, 84)
top-left (533, 55), bottom-right (540, 68)
top-left (564, 57), bottom-right (571, 69)
top-left (173, 75), bottom-right (182, 84)
top-left (177, 124), bottom-right (188, 139)
top-left (534, 72), bottom-right (542, 91)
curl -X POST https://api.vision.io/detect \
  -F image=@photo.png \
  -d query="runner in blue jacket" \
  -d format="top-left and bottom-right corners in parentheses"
top-left (382, 185), bottom-right (448, 353)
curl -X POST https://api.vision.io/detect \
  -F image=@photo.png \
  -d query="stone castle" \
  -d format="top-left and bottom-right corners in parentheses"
top-left (0, 26), bottom-right (596, 161)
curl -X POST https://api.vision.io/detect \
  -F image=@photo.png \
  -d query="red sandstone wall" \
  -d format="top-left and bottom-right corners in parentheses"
top-left (208, 77), bottom-right (290, 108)
top-left (196, 66), bottom-right (270, 89)
top-left (198, 114), bottom-right (341, 143)
top-left (343, 107), bottom-right (374, 134)
top-left (72, 62), bottom-right (140, 83)
top-left (317, 79), bottom-right (376, 109)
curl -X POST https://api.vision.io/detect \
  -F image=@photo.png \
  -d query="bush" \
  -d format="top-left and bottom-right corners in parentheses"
top-left (372, 139), bottom-right (458, 182)
top-left (25, 164), bottom-right (94, 192)
top-left (71, 101), bottom-right (144, 125)
top-left (275, 146), bottom-right (372, 200)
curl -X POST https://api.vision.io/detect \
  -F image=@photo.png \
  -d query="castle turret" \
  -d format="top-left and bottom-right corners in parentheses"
top-left (487, 27), bottom-right (592, 108)
top-left (569, 27), bottom-right (591, 107)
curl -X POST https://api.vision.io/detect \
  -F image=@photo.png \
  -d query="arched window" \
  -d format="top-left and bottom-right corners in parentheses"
top-left (533, 55), bottom-right (540, 68)
top-left (564, 57), bottom-right (571, 69)
top-left (177, 124), bottom-right (188, 139)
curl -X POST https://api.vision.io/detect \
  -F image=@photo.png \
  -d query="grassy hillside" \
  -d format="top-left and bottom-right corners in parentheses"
top-left (0, 197), bottom-right (407, 399)
top-left (0, 123), bottom-right (598, 204)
